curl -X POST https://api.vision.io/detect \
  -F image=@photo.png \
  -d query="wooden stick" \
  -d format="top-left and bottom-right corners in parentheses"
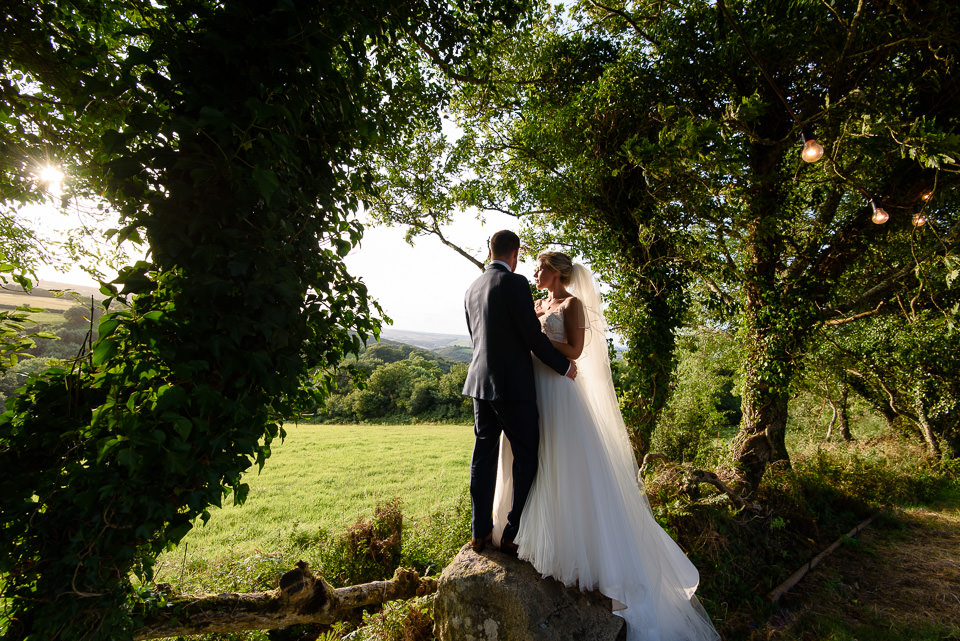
top-left (767, 512), bottom-right (879, 602)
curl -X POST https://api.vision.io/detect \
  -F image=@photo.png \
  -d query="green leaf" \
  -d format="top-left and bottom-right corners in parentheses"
top-left (252, 166), bottom-right (280, 204)
top-left (92, 337), bottom-right (119, 365)
top-left (98, 318), bottom-right (121, 337)
top-left (155, 384), bottom-right (187, 411)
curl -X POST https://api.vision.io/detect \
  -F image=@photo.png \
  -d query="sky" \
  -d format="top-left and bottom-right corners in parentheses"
top-left (29, 201), bottom-right (531, 337)
top-left (343, 215), bottom-right (522, 336)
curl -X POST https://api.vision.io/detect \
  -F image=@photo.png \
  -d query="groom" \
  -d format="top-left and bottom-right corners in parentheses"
top-left (462, 230), bottom-right (576, 555)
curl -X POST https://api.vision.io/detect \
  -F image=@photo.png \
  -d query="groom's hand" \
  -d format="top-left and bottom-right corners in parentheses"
top-left (565, 359), bottom-right (577, 380)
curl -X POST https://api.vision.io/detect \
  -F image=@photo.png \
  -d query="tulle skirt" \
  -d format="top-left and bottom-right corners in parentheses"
top-left (493, 359), bottom-right (720, 641)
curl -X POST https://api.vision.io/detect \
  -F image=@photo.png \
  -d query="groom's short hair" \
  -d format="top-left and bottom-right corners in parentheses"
top-left (489, 230), bottom-right (520, 258)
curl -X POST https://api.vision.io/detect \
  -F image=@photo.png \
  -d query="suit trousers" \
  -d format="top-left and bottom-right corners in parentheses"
top-left (470, 397), bottom-right (540, 544)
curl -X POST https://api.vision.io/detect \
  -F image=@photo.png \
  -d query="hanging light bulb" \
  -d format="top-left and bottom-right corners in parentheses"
top-left (920, 187), bottom-right (934, 202)
top-left (801, 128), bottom-right (824, 163)
top-left (871, 199), bottom-right (889, 224)
top-left (912, 212), bottom-right (927, 227)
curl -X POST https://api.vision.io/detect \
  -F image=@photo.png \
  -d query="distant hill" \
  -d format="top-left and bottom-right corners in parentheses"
top-left (433, 345), bottom-right (473, 362)
top-left (0, 281), bottom-right (103, 312)
top-left (1, 281), bottom-right (102, 300)
top-left (375, 328), bottom-right (472, 362)
top-left (38, 280), bottom-right (104, 299)
top-left (380, 328), bottom-right (470, 349)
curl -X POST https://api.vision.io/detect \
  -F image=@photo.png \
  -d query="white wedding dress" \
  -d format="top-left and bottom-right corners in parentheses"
top-left (492, 265), bottom-right (720, 641)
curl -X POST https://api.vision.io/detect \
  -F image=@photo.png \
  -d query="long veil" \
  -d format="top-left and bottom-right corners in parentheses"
top-left (568, 264), bottom-right (644, 489)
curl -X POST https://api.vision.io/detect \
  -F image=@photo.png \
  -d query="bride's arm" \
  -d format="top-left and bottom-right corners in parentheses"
top-left (550, 298), bottom-right (585, 359)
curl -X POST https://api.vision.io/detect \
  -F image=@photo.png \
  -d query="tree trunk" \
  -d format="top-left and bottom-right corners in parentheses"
top-left (913, 383), bottom-right (941, 457)
top-left (732, 134), bottom-right (800, 492)
top-left (134, 563), bottom-right (436, 640)
top-left (734, 295), bottom-right (794, 490)
top-left (837, 383), bottom-right (853, 441)
top-left (846, 374), bottom-right (900, 431)
top-left (616, 252), bottom-right (684, 459)
top-left (825, 400), bottom-right (838, 442)
top-left (881, 410), bottom-right (897, 432)
top-left (734, 383), bottom-right (791, 491)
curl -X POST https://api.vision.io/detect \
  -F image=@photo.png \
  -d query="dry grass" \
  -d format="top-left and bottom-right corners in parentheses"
top-left (0, 291), bottom-right (81, 312)
top-left (769, 492), bottom-right (960, 640)
top-left (810, 504), bottom-right (960, 625)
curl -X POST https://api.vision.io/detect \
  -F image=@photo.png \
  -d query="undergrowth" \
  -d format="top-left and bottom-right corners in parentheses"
top-left (151, 435), bottom-right (957, 641)
top-left (150, 491), bottom-right (469, 641)
top-left (652, 434), bottom-right (958, 639)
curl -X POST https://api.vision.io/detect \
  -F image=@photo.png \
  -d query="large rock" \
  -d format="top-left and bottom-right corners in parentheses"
top-left (434, 544), bottom-right (626, 641)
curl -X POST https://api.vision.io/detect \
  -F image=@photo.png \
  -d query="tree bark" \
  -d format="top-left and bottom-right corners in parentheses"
top-left (825, 400), bottom-right (838, 442)
top-left (133, 563), bottom-right (436, 640)
top-left (733, 135), bottom-right (797, 492)
top-left (837, 383), bottom-right (853, 441)
top-left (913, 382), bottom-right (941, 457)
top-left (734, 384), bottom-right (791, 491)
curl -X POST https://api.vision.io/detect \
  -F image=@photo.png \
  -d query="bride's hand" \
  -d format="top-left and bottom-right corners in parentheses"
top-left (565, 359), bottom-right (577, 380)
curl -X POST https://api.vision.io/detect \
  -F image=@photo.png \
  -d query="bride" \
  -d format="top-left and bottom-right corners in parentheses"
top-left (491, 251), bottom-right (720, 641)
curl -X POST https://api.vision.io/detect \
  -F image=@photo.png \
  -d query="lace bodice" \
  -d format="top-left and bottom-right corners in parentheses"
top-left (540, 308), bottom-right (566, 343)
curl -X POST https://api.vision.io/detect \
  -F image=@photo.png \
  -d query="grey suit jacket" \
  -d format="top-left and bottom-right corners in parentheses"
top-left (462, 263), bottom-right (570, 401)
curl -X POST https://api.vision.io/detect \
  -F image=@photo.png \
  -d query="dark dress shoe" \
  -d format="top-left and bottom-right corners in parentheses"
top-left (470, 532), bottom-right (493, 552)
top-left (500, 539), bottom-right (519, 556)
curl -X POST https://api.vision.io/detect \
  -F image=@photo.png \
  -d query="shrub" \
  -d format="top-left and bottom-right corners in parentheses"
top-left (320, 498), bottom-right (404, 587)
top-left (351, 388), bottom-right (389, 421)
top-left (401, 489), bottom-right (471, 577)
top-left (652, 331), bottom-right (741, 463)
top-left (355, 595), bottom-right (434, 641)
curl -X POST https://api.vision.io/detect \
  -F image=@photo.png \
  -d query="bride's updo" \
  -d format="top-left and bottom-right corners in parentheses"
top-left (537, 251), bottom-right (574, 284)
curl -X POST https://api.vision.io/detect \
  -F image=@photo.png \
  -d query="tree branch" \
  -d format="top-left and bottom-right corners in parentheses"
top-left (586, 0), bottom-right (658, 46)
top-left (822, 302), bottom-right (885, 326)
top-left (412, 40), bottom-right (488, 86)
top-left (700, 274), bottom-right (737, 308)
top-left (429, 217), bottom-right (486, 271)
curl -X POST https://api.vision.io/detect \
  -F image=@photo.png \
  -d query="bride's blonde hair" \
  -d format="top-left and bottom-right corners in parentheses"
top-left (537, 251), bottom-right (574, 284)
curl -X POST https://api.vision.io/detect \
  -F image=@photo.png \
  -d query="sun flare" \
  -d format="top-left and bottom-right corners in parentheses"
top-left (36, 164), bottom-right (65, 195)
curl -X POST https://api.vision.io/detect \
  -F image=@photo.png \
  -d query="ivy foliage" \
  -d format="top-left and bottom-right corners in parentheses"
top-left (0, 0), bottom-right (529, 639)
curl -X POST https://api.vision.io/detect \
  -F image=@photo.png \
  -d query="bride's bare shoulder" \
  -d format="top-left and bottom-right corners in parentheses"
top-left (562, 296), bottom-right (582, 312)
top-left (562, 296), bottom-right (586, 329)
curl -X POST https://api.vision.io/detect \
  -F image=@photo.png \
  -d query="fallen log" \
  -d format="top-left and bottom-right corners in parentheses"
top-left (134, 562), bottom-right (437, 640)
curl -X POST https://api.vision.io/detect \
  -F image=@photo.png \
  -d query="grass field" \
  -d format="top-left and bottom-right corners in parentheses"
top-left (0, 291), bottom-right (81, 312)
top-left (155, 423), bottom-right (474, 589)
top-left (23, 311), bottom-right (68, 326)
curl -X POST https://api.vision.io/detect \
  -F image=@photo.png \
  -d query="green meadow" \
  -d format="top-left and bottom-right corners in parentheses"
top-left (155, 423), bottom-right (474, 591)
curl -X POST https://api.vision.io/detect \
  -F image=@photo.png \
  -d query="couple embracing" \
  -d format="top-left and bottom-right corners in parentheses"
top-left (462, 230), bottom-right (720, 641)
